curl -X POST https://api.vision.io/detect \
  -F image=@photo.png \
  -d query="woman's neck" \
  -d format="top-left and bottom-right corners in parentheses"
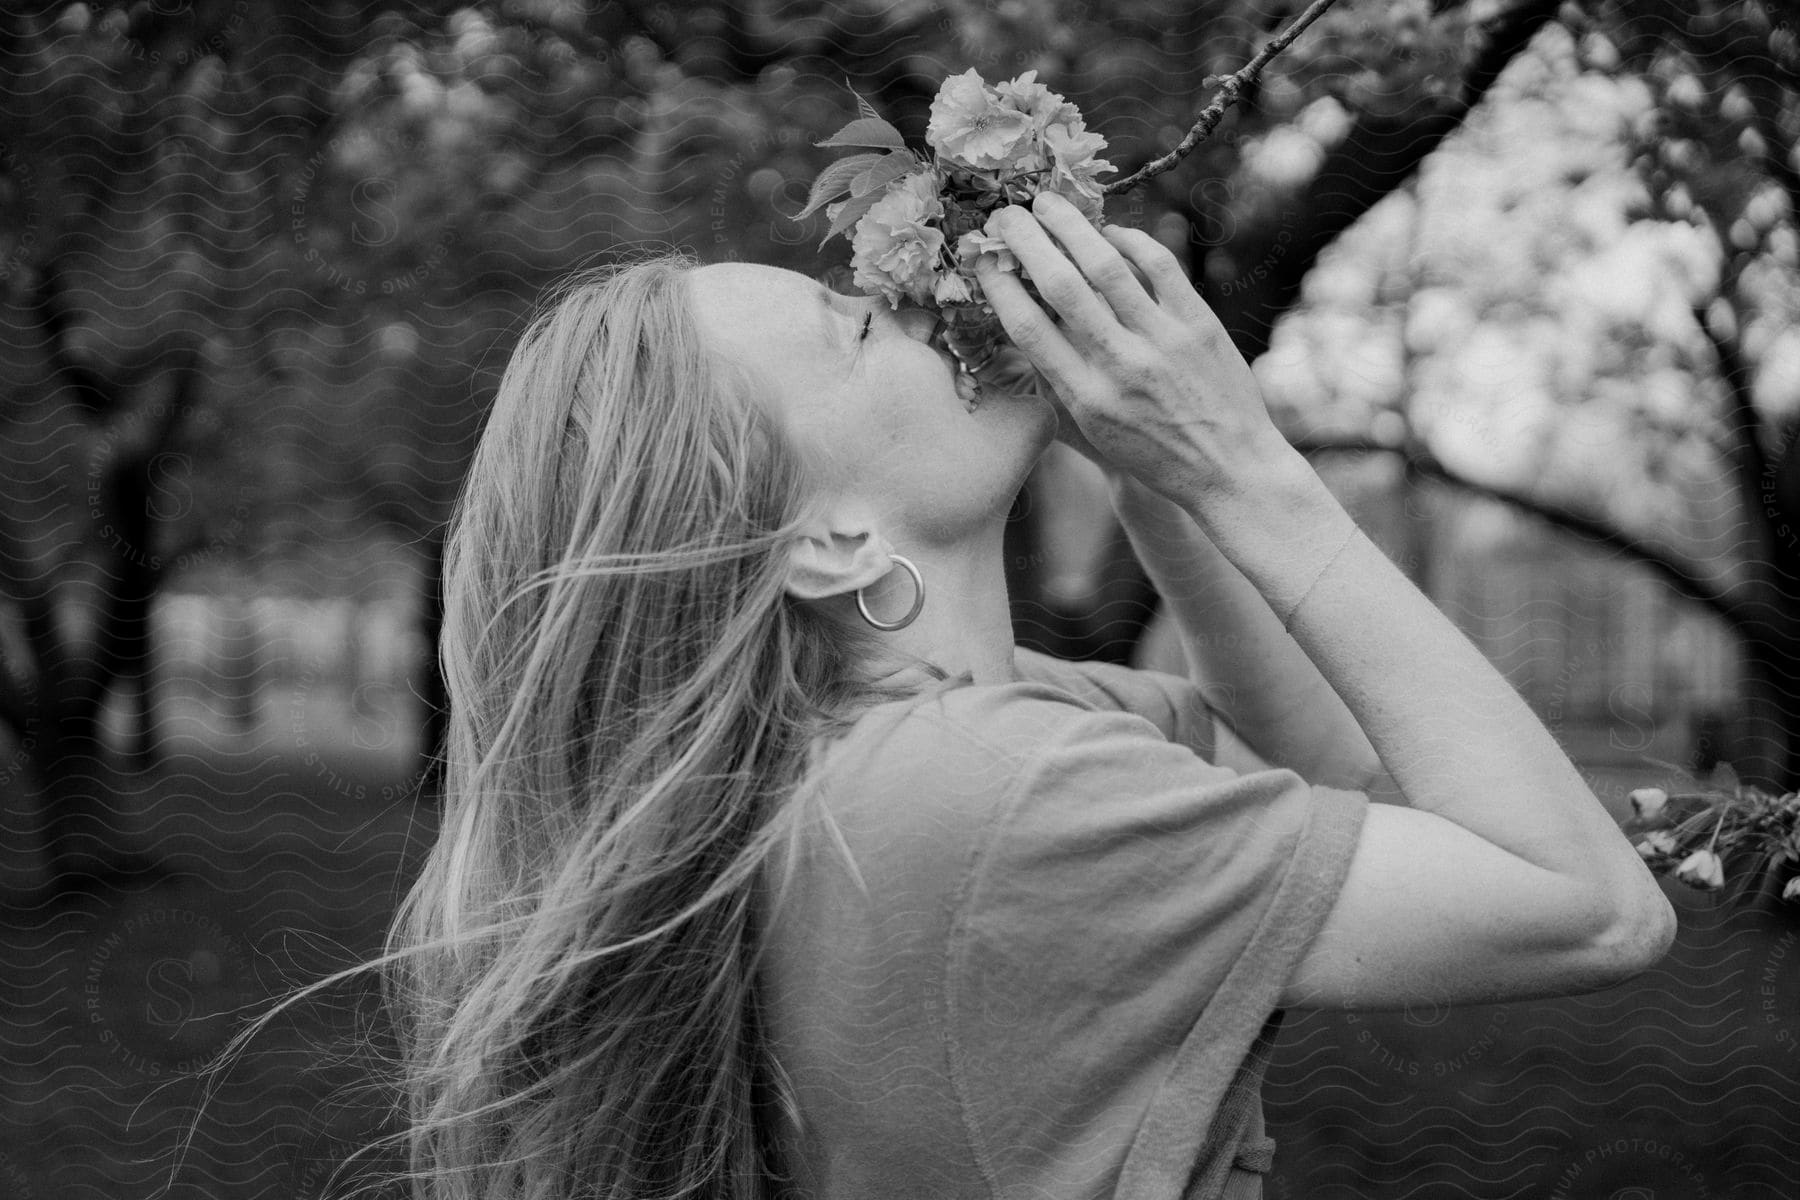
top-left (854, 518), bottom-right (1021, 687)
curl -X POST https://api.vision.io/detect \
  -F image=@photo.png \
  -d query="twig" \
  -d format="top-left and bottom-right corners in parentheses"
top-left (1103, 0), bottom-right (1343, 195)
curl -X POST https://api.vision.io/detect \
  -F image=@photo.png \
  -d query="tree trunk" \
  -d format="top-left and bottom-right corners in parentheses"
top-left (20, 595), bottom-right (116, 882)
top-left (1735, 577), bottom-right (1800, 794)
top-left (106, 481), bottom-right (162, 773)
top-left (222, 594), bottom-right (262, 735)
top-left (125, 649), bottom-right (164, 769)
top-left (13, 272), bottom-right (203, 887)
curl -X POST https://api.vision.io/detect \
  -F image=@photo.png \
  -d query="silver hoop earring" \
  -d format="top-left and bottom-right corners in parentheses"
top-left (854, 554), bottom-right (925, 632)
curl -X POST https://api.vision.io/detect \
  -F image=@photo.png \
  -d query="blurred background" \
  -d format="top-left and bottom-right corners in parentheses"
top-left (1, 0), bottom-right (1796, 1196)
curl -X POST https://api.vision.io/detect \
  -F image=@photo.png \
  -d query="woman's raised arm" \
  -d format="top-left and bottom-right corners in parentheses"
top-left (1103, 465), bottom-right (1399, 798)
top-left (976, 191), bottom-right (1676, 1010)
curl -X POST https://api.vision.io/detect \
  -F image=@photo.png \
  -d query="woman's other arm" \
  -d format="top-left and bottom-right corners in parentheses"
top-left (1105, 468), bottom-right (1402, 801)
top-left (977, 191), bottom-right (1676, 1011)
top-left (1196, 449), bottom-right (1674, 1007)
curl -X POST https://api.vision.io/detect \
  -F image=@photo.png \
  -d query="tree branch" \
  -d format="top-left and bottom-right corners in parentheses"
top-left (1204, 0), bottom-right (1566, 362)
top-left (1289, 434), bottom-right (1758, 636)
top-left (1695, 299), bottom-right (1786, 568)
top-left (1104, 0), bottom-right (1344, 195)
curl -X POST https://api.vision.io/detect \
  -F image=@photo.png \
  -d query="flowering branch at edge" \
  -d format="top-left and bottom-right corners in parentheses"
top-left (1102, 0), bottom-right (1344, 196)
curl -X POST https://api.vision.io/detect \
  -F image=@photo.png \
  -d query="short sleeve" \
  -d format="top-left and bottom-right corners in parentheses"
top-left (944, 702), bottom-right (1368, 1200)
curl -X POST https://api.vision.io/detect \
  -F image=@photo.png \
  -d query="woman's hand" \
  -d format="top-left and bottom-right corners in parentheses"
top-left (973, 191), bottom-right (1291, 504)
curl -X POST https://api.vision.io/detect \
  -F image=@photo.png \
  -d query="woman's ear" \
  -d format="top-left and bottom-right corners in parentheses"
top-left (784, 512), bottom-right (896, 601)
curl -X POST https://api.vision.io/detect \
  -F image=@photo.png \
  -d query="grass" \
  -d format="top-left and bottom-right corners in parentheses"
top-left (2, 737), bottom-right (1794, 1199)
top-left (1263, 852), bottom-right (1800, 1199)
top-left (0, 740), bottom-right (433, 1200)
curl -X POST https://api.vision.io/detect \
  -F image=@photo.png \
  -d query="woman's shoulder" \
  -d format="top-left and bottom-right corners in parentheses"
top-left (797, 661), bottom-right (1207, 843)
top-left (806, 670), bottom-right (1115, 793)
top-left (1011, 644), bottom-right (1214, 755)
top-left (782, 667), bottom-right (1210, 924)
top-left (777, 678), bottom-right (1094, 910)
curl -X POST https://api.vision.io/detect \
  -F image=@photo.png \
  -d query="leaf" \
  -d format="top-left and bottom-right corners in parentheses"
top-left (849, 153), bottom-right (916, 198)
top-left (796, 152), bottom-right (889, 220)
top-left (816, 116), bottom-right (907, 150)
top-left (821, 189), bottom-right (883, 246)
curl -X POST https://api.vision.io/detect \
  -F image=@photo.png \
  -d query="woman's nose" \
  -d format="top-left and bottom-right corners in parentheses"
top-left (892, 304), bottom-right (941, 345)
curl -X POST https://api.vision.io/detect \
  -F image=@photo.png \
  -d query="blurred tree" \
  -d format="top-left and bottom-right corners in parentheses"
top-left (0, 0), bottom-right (387, 887)
top-left (1240, 0), bottom-right (1800, 790)
top-left (2, 0), bottom-right (1795, 901)
top-left (0, 0), bottom-right (615, 888)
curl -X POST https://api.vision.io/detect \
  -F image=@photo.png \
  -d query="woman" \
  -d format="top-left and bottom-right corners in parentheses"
top-left (384, 191), bottom-right (1676, 1200)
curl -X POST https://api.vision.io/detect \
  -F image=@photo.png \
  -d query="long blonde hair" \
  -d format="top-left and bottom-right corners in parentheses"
top-left (185, 250), bottom-right (965, 1200)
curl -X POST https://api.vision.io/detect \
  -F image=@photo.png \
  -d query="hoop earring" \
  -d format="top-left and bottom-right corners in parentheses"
top-left (854, 554), bottom-right (925, 632)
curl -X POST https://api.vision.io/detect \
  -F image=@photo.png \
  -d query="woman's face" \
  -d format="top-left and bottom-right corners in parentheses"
top-left (686, 262), bottom-right (1056, 548)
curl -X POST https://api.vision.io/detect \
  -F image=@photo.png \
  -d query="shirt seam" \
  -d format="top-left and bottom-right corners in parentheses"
top-left (1015, 646), bottom-right (1190, 745)
top-left (894, 691), bottom-right (1108, 1200)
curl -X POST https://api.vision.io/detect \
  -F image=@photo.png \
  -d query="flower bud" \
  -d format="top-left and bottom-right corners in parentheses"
top-left (1628, 787), bottom-right (1669, 821)
top-left (1674, 849), bottom-right (1725, 891)
top-left (1635, 831), bottom-right (1678, 859)
top-left (1783, 876), bottom-right (1800, 904)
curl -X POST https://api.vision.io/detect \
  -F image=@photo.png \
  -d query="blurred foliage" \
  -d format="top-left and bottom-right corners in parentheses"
top-left (0, 0), bottom-right (1798, 808)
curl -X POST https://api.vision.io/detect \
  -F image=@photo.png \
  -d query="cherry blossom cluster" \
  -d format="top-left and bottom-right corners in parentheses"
top-left (1627, 768), bottom-right (1800, 902)
top-left (797, 69), bottom-right (1114, 363)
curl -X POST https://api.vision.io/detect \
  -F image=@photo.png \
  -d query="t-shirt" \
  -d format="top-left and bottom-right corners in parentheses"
top-left (755, 645), bottom-right (1371, 1200)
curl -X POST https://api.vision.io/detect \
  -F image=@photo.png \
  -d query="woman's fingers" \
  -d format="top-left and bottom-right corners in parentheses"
top-left (974, 347), bottom-right (1111, 468)
top-left (1099, 224), bottom-right (1206, 326)
top-left (1019, 192), bottom-right (1163, 329)
top-left (972, 197), bottom-right (1282, 499)
top-left (974, 260), bottom-right (1091, 394)
top-left (988, 203), bottom-right (1124, 345)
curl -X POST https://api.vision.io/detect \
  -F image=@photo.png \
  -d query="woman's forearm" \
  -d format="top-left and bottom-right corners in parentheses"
top-left (1176, 447), bottom-right (1660, 899)
top-left (1108, 471), bottom-right (1386, 792)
